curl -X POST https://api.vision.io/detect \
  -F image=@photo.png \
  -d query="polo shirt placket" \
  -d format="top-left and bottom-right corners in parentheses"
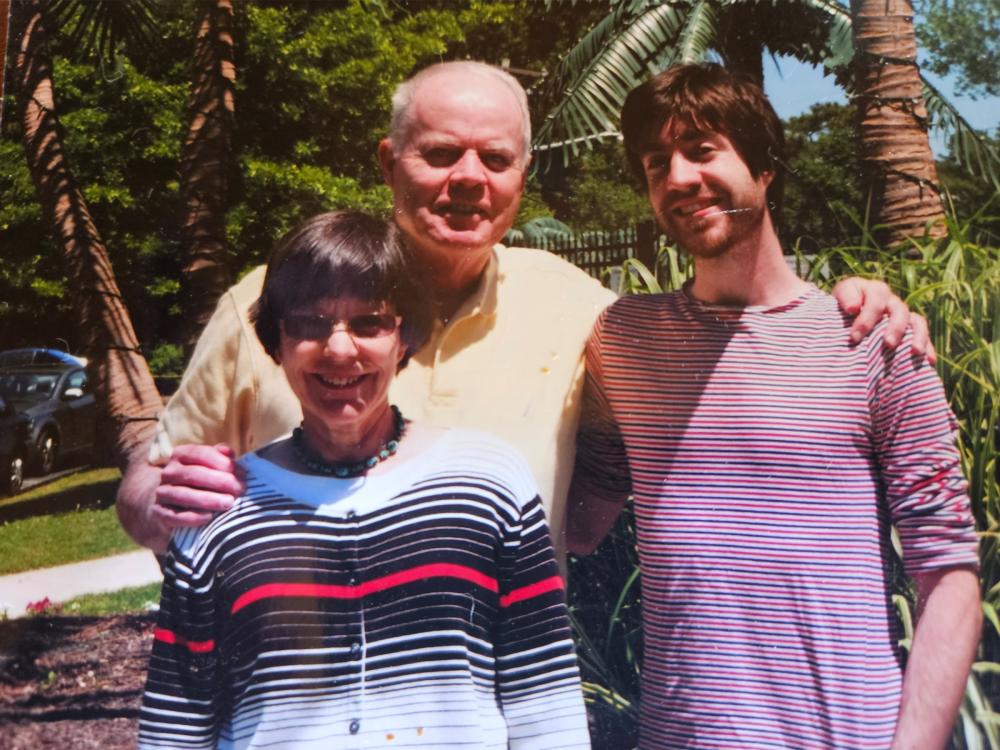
top-left (424, 258), bottom-right (499, 414)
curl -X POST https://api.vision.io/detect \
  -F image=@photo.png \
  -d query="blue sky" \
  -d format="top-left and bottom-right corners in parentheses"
top-left (762, 55), bottom-right (999, 157)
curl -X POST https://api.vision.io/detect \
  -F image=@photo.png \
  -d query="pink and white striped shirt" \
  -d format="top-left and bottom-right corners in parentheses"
top-left (575, 286), bottom-right (978, 748)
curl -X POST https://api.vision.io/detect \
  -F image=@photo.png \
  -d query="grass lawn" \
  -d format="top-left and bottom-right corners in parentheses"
top-left (61, 581), bottom-right (162, 616)
top-left (0, 467), bottom-right (139, 575)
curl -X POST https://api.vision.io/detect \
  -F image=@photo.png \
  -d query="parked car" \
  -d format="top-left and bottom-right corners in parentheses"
top-left (0, 396), bottom-right (31, 494)
top-left (0, 348), bottom-right (87, 368)
top-left (0, 362), bottom-right (97, 477)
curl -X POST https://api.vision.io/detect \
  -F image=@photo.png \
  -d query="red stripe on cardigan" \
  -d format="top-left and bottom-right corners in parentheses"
top-left (231, 562), bottom-right (500, 614)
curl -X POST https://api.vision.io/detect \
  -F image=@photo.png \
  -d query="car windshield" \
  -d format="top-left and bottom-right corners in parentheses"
top-left (0, 372), bottom-right (58, 400)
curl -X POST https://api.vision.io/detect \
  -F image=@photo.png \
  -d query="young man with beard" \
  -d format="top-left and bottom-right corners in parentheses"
top-left (566, 63), bottom-right (981, 749)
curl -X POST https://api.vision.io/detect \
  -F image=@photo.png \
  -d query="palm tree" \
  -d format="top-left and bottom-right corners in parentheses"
top-left (1, 0), bottom-right (10, 126)
top-left (11, 0), bottom-right (162, 467)
top-left (532, 0), bottom-right (1000, 244)
top-left (532, 0), bottom-right (853, 161)
top-left (177, 0), bottom-right (236, 354)
top-left (850, 0), bottom-right (945, 245)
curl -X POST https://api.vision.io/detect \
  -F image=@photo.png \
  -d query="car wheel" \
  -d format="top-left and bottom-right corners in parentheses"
top-left (35, 430), bottom-right (58, 475)
top-left (3, 452), bottom-right (24, 495)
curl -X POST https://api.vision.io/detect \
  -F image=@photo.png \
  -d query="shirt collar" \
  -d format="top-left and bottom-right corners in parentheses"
top-left (445, 245), bottom-right (500, 324)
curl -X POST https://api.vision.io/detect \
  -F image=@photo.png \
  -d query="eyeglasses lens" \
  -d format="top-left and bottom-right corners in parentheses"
top-left (283, 313), bottom-right (398, 340)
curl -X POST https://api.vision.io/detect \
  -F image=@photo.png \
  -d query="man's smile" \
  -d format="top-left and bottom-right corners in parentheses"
top-left (433, 202), bottom-right (486, 218)
top-left (672, 197), bottom-right (722, 217)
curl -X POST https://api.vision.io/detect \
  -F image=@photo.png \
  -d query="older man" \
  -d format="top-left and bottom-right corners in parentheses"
top-left (117, 61), bottom-right (919, 556)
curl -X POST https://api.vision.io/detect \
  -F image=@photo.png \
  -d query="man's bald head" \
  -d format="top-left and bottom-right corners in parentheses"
top-left (388, 61), bottom-right (532, 165)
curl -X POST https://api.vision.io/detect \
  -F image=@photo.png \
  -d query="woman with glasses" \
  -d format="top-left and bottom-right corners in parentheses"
top-left (137, 211), bottom-right (590, 749)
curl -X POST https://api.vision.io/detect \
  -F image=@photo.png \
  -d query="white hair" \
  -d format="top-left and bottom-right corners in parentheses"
top-left (388, 61), bottom-right (532, 165)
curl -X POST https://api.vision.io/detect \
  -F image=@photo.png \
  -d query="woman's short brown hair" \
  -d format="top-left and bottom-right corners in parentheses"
top-left (621, 63), bottom-right (786, 225)
top-left (251, 210), bottom-right (432, 367)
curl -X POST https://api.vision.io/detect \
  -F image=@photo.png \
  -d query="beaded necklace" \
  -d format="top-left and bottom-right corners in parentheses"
top-left (292, 405), bottom-right (406, 478)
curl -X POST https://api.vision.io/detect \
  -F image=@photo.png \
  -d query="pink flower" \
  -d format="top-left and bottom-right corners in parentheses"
top-left (25, 597), bottom-right (62, 615)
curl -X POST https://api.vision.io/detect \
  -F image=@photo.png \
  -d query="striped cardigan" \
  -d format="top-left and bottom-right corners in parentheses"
top-left (139, 428), bottom-right (589, 749)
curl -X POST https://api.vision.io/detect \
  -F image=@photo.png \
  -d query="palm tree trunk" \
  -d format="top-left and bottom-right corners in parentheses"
top-left (177, 0), bottom-right (235, 354)
top-left (850, 0), bottom-right (946, 247)
top-left (1, 0), bottom-right (10, 127)
top-left (14, 0), bottom-right (161, 468)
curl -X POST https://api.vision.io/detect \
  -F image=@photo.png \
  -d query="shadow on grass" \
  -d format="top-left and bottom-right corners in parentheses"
top-left (0, 478), bottom-right (120, 525)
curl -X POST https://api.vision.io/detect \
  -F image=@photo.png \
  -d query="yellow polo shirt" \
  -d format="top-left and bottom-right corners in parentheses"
top-left (151, 245), bottom-right (616, 553)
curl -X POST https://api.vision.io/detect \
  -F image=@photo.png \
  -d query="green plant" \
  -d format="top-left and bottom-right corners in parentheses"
top-left (39, 669), bottom-right (58, 691)
top-left (147, 342), bottom-right (185, 378)
top-left (568, 507), bottom-right (642, 748)
top-left (809, 223), bottom-right (1000, 748)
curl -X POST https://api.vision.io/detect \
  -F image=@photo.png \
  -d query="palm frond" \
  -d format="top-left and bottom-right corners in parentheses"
top-left (770, 0), bottom-right (854, 69)
top-left (534, 0), bottom-right (1000, 192)
top-left (674, 0), bottom-right (717, 64)
top-left (533, 0), bottom-right (853, 163)
top-left (922, 77), bottom-right (1000, 190)
top-left (533, 1), bottom-right (634, 99)
top-left (533, 2), bottom-right (690, 164)
top-left (48, 0), bottom-right (157, 60)
top-left (811, 0), bottom-right (853, 70)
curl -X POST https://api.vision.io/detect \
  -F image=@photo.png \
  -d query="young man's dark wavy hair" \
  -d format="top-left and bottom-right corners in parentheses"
top-left (621, 63), bottom-right (786, 226)
top-left (251, 210), bottom-right (432, 368)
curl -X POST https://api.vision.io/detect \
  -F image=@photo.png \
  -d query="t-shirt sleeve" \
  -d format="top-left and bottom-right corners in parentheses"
top-left (868, 328), bottom-right (979, 576)
top-left (149, 278), bottom-right (261, 464)
top-left (572, 310), bottom-right (633, 499)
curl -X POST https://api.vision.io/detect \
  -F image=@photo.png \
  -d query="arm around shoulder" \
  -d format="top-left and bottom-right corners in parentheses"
top-left (119, 272), bottom-right (262, 552)
top-left (831, 276), bottom-right (935, 362)
top-left (116, 454), bottom-right (169, 553)
top-left (150, 267), bottom-right (267, 463)
top-left (117, 442), bottom-right (243, 554)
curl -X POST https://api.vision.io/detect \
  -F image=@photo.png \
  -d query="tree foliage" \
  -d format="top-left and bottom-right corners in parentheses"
top-left (782, 101), bottom-right (997, 251)
top-left (782, 102), bottom-right (865, 252)
top-left (0, 0), bottom-right (530, 351)
top-left (5, 0), bottom-right (994, 356)
top-left (531, 0), bottom-right (1000, 213)
top-left (540, 143), bottom-right (650, 233)
top-left (916, 0), bottom-right (1000, 98)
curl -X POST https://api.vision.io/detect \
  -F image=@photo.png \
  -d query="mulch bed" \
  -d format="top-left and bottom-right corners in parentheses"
top-left (0, 613), bottom-right (155, 749)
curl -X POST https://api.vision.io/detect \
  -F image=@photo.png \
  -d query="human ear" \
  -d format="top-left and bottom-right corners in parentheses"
top-left (377, 139), bottom-right (396, 186)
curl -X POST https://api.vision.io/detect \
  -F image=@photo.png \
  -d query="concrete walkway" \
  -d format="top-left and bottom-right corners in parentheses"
top-left (0, 549), bottom-right (162, 618)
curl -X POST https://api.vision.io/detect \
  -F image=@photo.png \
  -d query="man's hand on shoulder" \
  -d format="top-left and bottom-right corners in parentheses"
top-left (831, 277), bottom-right (936, 364)
top-left (153, 443), bottom-right (244, 530)
top-left (118, 443), bottom-right (245, 554)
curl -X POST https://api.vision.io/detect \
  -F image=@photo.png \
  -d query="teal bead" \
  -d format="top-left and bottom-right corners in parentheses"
top-left (291, 405), bottom-right (407, 478)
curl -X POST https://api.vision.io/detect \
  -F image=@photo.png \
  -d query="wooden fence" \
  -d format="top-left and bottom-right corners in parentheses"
top-left (526, 220), bottom-right (660, 279)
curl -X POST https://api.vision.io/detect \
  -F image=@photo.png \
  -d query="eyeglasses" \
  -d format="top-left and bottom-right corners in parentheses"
top-left (282, 312), bottom-right (400, 341)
